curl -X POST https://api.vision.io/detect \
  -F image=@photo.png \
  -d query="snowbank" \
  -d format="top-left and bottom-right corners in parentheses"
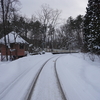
top-left (56, 53), bottom-right (100, 100)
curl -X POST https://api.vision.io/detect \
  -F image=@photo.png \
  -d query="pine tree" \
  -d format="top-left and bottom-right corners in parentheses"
top-left (83, 0), bottom-right (100, 54)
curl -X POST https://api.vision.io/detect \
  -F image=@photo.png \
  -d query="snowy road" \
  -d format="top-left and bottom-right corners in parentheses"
top-left (0, 53), bottom-right (100, 100)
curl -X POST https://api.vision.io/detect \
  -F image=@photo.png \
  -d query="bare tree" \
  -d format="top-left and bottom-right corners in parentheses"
top-left (0, 0), bottom-right (20, 60)
top-left (38, 4), bottom-right (61, 26)
top-left (36, 4), bottom-right (61, 50)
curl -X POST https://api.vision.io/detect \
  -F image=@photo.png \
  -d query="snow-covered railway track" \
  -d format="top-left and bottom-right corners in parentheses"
top-left (54, 57), bottom-right (67, 100)
top-left (25, 57), bottom-right (55, 100)
top-left (0, 56), bottom-right (55, 100)
top-left (26, 55), bottom-right (67, 100)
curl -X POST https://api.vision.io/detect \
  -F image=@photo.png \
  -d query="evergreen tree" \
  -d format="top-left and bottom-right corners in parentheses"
top-left (83, 0), bottom-right (100, 54)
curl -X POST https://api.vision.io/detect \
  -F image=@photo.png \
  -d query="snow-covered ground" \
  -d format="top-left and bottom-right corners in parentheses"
top-left (57, 53), bottom-right (100, 100)
top-left (0, 53), bottom-right (100, 100)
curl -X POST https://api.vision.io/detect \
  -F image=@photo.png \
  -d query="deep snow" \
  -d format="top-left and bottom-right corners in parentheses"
top-left (56, 53), bottom-right (100, 100)
top-left (0, 53), bottom-right (100, 100)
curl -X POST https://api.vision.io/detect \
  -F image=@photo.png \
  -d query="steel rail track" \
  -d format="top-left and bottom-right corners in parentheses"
top-left (54, 56), bottom-right (67, 100)
top-left (25, 56), bottom-right (57, 100)
top-left (26, 55), bottom-right (67, 100)
top-left (0, 56), bottom-right (53, 99)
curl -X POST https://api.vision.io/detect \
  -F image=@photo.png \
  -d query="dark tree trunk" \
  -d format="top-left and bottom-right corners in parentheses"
top-left (1, 0), bottom-right (8, 61)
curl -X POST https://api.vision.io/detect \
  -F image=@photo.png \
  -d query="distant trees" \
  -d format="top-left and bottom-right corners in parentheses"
top-left (56, 15), bottom-right (84, 50)
top-left (83, 0), bottom-right (100, 54)
top-left (36, 4), bottom-right (61, 50)
top-left (29, 21), bottom-right (42, 48)
top-left (0, 2), bottom-right (85, 53)
top-left (1, 1), bottom-right (99, 56)
top-left (9, 14), bottom-right (84, 51)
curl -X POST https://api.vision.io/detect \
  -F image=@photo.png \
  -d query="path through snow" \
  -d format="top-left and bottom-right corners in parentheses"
top-left (0, 53), bottom-right (100, 100)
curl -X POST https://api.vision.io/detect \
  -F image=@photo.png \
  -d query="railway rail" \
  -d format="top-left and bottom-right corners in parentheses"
top-left (0, 56), bottom-right (55, 99)
top-left (25, 55), bottom-right (67, 100)
top-left (0, 55), bottom-right (67, 100)
top-left (54, 56), bottom-right (67, 100)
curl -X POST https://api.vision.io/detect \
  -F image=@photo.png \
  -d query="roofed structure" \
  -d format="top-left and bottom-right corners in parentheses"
top-left (0, 31), bottom-right (28, 44)
top-left (0, 31), bottom-right (29, 61)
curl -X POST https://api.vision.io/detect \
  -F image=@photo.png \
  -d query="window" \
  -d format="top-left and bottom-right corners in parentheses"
top-left (10, 44), bottom-right (14, 48)
top-left (20, 44), bottom-right (24, 49)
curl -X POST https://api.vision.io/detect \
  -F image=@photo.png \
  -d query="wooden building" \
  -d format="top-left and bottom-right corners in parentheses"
top-left (0, 32), bottom-right (28, 61)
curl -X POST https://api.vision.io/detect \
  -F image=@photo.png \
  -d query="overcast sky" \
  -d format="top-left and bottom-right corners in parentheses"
top-left (20, 0), bottom-right (88, 19)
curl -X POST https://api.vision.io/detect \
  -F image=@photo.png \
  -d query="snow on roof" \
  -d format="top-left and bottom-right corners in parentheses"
top-left (0, 31), bottom-right (28, 44)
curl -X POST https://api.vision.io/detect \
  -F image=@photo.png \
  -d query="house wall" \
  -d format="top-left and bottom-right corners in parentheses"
top-left (1, 44), bottom-right (25, 56)
top-left (0, 44), bottom-right (1, 52)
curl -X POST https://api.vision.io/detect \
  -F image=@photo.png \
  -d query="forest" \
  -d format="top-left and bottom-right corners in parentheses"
top-left (0, 0), bottom-right (100, 57)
